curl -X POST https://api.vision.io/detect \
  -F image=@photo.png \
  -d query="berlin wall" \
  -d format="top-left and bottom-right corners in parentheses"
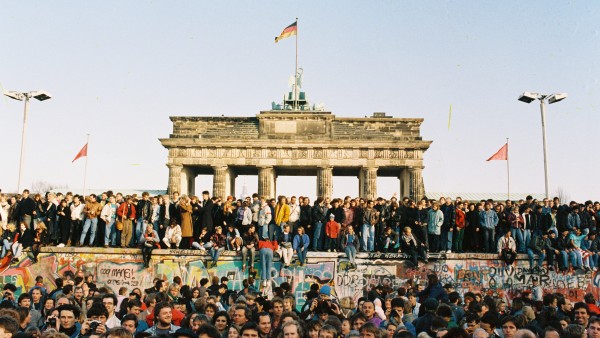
top-left (1, 249), bottom-right (597, 310)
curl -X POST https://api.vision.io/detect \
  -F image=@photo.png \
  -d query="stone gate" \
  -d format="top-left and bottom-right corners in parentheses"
top-left (160, 110), bottom-right (431, 200)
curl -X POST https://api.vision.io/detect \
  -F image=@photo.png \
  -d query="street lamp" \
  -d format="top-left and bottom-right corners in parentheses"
top-left (518, 91), bottom-right (567, 199)
top-left (3, 90), bottom-right (52, 193)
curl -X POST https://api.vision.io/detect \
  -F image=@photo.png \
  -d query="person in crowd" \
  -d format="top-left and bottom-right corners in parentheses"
top-left (117, 197), bottom-right (136, 249)
top-left (1, 223), bottom-right (18, 261)
top-left (81, 194), bottom-right (102, 247)
top-left (527, 230), bottom-right (547, 273)
top-left (325, 214), bottom-right (339, 252)
top-left (258, 236), bottom-right (278, 286)
top-left (179, 195), bottom-right (194, 249)
top-left (226, 224), bottom-right (243, 251)
top-left (164, 220), bottom-right (183, 249)
top-left (278, 223), bottom-right (294, 268)
top-left (101, 195), bottom-right (119, 248)
top-left (399, 226), bottom-right (427, 267)
top-left (498, 230), bottom-right (518, 269)
top-left (293, 226), bottom-right (310, 266)
top-left (312, 197), bottom-right (327, 251)
top-left (56, 199), bottom-right (72, 247)
top-left (209, 226), bottom-right (227, 268)
top-left (480, 203), bottom-right (499, 253)
top-left (274, 196), bottom-right (290, 239)
top-left (141, 223), bottom-right (160, 268)
top-left (342, 225), bottom-right (359, 269)
top-left (362, 200), bottom-right (379, 252)
top-left (241, 224), bottom-right (259, 273)
top-left (30, 222), bottom-right (48, 263)
top-left (427, 202), bottom-right (444, 253)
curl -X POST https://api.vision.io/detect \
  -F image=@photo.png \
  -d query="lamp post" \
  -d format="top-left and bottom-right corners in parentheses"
top-left (518, 91), bottom-right (567, 199)
top-left (3, 90), bottom-right (52, 193)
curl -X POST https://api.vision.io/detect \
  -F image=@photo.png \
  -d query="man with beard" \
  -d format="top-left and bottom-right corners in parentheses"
top-left (145, 302), bottom-right (180, 335)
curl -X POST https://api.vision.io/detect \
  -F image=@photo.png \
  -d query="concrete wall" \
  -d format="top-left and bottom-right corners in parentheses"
top-left (1, 249), bottom-right (596, 309)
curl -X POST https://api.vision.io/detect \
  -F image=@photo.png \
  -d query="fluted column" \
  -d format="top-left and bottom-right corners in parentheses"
top-left (399, 168), bottom-right (411, 199)
top-left (409, 167), bottom-right (425, 201)
top-left (360, 167), bottom-right (378, 200)
top-left (167, 164), bottom-right (182, 195)
top-left (227, 168), bottom-right (237, 198)
top-left (212, 165), bottom-right (228, 199)
top-left (258, 166), bottom-right (275, 199)
top-left (187, 169), bottom-right (196, 196)
top-left (316, 167), bottom-right (333, 199)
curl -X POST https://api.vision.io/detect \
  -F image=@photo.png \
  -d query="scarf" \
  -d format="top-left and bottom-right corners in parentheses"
top-left (401, 233), bottom-right (416, 244)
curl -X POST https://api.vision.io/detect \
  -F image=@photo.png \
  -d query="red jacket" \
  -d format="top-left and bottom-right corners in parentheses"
top-left (258, 240), bottom-right (278, 251)
top-left (117, 202), bottom-right (136, 220)
top-left (456, 209), bottom-right (466, 229)
top-left (325, 220), bottom-right (340, 238)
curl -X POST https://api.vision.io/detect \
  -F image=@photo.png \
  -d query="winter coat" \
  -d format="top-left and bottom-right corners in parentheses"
top-left (427, 209), bottom-right (444, 235)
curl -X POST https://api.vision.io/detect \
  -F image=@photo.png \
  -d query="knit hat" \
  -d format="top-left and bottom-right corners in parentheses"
top-left (320, 285), bottom-right (331, 296)
top-left (329, 214), bottom-right (335, 219)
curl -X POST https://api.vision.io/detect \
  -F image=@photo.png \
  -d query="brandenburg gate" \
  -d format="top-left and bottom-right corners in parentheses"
top-left (160, 110), bottom-right (431, 201)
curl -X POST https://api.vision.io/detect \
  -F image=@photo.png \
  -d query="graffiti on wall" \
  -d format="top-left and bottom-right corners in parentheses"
top-left (1, 250), bottom-right (597, 307)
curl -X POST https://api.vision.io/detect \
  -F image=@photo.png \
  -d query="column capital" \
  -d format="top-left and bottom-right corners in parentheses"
top-left (317, 165), bottom-right (333, 169)
top-left (166, 163), bottom-right (183, 169)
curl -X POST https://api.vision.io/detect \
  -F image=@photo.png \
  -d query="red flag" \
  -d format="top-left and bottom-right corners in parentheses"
top-left (72, 143), bottom-right (88, 163)
top-left (487, 143), bottom-right (508, 161)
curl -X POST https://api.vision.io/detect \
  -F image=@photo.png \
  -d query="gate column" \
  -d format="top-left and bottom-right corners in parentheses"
top-left (167, 164), bottom-right (182, 195)
top-left (316, 166), bottom-right (333, 199)
top-left (212, 165), bottom-right (228, 198)
top-left (258, 166), bottom-right (275, 199)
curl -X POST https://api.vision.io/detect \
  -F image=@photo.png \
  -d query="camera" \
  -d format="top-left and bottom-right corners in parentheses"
top-left (47, 317), bottom-right (57, 327)
top-left (89, 320), bottom-right (101, 332)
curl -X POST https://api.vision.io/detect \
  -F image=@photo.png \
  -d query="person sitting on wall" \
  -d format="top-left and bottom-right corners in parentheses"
top-left (163, 220), bottom-right (182, 249)
top-left (208, 226), bottom-right (227, 268)
top-left (498, 230), bottom-right (517, 270)
top-left (141, 223), bottom-right (160, 268)
top-left (399, 226), bottom-right (427, 267)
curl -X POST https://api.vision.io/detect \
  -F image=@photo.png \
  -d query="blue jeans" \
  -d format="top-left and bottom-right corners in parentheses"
top-left (259, 224), bottom-right (269, 240)
top-left (1, 239), bottom-right (11, 258)
top-left (516, 229), bottom-right (531, 253)
top-left (362, 224), bottom-right (374, 251)
top-left (441, 228), bottom-right (452, 251)
top-left (345, 246), bottom-right (357, 263)
top-left (482, 228), bottom-right (495, 253)
top-left (260, 248), bottom-right (273, 280)
top-left (313, 222), bottom-right (323, 250)
top-left (559, 250), bottom-right (577, 269)
top-left (104, 220), bottom-right (116, 246)
top-left (590, 253), bottom-right (598, 269)
top-left (210, 247), bottom-right (224, 262)
top-left (135, 218), bottom-right (145, 244)
top-left (526, 248), bottom-right (546, 269)
top-left (297, 247), bottom-right (308, 264)
top-left (80, 217), bottom-right (98, 245)
top-left (573, 250), bottom-right (583, 268)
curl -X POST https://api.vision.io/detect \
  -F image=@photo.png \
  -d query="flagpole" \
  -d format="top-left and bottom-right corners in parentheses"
top-left (83, 134), bottom-right (90, 198)
top-left (295, 17), bottom-right (298, 110)
top-left (506, 138), bottom-right (510, 200)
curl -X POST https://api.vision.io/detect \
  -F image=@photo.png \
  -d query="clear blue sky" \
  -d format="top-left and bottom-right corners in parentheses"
top-left (1, 1), bottom-right (599, 201)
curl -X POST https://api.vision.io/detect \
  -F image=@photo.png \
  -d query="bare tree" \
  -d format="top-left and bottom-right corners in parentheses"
top-left (30, 181), bottom-right (68, 194)
top-left (555, 186), bottom-right (570, 203)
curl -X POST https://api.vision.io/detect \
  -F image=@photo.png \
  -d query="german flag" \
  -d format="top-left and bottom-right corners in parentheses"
top-left (275, 21), bottom-right (297, 43)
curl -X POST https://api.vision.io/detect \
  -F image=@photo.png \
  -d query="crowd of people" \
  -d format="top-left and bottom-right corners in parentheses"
top-left (1, 266), bottom-right (600, 338)
top-left (2, 190), bottom-right (600, 273)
